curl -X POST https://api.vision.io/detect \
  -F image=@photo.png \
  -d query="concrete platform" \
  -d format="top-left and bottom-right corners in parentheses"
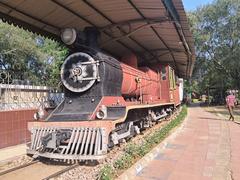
top-left (130, 105), bottom-right (240, 180)
top-left (0, 144), bottom-right (26, 162)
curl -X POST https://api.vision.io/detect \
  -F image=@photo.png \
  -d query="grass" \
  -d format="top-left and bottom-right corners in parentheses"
top-left (99, 105), bottom-right (188, 180)
top-left (99, 165), bottom-right (115, 180)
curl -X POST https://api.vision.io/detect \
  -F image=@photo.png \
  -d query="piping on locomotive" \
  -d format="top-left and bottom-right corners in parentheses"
top-left (27, 27), bottom-right (183, 160)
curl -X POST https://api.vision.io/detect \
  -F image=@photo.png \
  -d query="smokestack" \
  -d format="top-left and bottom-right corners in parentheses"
top-left (84, 27), bottom-right (100, 50)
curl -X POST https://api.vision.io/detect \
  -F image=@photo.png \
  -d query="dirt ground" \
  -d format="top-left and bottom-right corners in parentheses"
top-left (204, 105), bottom-right (240, 123)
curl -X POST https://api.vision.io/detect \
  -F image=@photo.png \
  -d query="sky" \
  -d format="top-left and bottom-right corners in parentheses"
top-left (182, 0), bottom-right (214, 11)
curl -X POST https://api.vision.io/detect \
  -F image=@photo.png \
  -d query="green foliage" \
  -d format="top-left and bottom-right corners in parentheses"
top-left (184, 79), bottom-right (200, 95)
top-left (0, 21), bottom-right (68, 87)
top-left (114, 153), bottom-right (133, 170)
top-left (99, 106), bottom-right (188, 180)
top-left (99, 165), bottom-right (114, 180)
top-left (187, 0), bottom-right (240, 95)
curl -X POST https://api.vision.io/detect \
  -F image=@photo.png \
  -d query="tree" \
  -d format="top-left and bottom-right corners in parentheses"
top-left (0, 21), bottom-right (68, 87)
top-left (188, 0), bottom-right (240, 97)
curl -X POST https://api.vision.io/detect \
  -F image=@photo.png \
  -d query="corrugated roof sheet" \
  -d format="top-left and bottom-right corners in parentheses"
top-left (0, 0), bottom-right (195, 78)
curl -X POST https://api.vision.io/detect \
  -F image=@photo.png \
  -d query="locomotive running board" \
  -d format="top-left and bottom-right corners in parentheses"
top-left (27, 127), bottom-right (108, 160)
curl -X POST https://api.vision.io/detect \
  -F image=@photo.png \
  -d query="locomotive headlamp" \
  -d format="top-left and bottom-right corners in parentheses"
top-left (96, 105), bottom-right (107, 119)
top-left (61, 28), bottom-right (77, 45)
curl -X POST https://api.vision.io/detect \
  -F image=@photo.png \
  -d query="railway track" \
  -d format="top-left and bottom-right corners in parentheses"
top-left (0, 160), bottom-right (39, 176)
top-left (42, 163), bottom-right (79, 180)
top-left (0, 159), bottom-right (79, 180)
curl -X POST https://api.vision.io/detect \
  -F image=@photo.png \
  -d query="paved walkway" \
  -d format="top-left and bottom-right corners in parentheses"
top-left (134, 105), bottom-right (240, 180)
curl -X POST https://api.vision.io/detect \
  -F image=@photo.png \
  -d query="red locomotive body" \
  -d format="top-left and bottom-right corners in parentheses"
top-left (120, 56), bottom-right (180, 105)
top-left (27, 48), bottom-right (182, 160)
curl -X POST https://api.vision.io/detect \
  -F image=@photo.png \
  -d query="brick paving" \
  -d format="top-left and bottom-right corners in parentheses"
top-left (134, 105), bottom-right (240, 180)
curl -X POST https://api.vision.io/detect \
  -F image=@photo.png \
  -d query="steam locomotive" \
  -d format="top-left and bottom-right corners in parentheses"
top-left (27, 27), bottom-right (183, 160)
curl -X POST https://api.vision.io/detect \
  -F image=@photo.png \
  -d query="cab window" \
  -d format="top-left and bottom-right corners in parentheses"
top-left (161, 66), bottom-right (166, 80)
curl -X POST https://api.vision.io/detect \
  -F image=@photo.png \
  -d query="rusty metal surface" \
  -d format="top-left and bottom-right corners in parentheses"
top-left (0, 0), bottom-right (195, 78)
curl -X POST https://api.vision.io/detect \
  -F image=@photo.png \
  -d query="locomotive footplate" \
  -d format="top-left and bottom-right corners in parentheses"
top-left (27, 127), bottom-right (107, 160)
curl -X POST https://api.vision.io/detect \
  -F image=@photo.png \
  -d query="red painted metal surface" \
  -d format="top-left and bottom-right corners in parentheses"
top-left (121, 54), bottom-right (138, 69)
top-left (121, 62), bottom-right (174, 104)
top-left (90, 96), bottom-right (126, 119)
top-left (0, 109), bottom-right (36, 149)
top-left (121, 63), bottom-right (160, 103)
top-left (157, 65), bottom-right (171, 103)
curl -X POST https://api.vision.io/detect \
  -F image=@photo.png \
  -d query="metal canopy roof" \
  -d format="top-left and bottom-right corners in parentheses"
top-left (0, 0), bottom-right (195, 78)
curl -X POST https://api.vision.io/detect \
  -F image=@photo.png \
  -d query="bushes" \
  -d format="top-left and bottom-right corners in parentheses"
top-left (99, 105), bottom-right (187, 180)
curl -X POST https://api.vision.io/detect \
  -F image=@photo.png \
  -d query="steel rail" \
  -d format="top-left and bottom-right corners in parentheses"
top-left (0, 160), bottom-right (39, 176)
top-left (42, 163), bottom-right (79, 180)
